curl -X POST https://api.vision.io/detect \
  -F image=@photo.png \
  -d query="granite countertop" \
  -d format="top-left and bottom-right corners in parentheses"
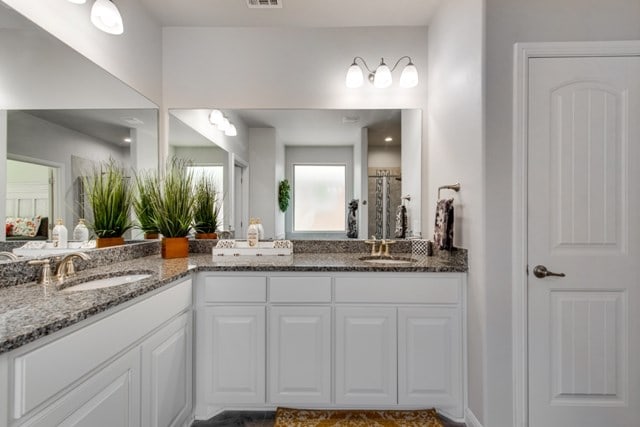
top-left (0, 250), bottom-right (467, 355)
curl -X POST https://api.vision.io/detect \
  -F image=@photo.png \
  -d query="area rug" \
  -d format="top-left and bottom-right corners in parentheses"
top-left (274, 407), bottom-right (444, 427)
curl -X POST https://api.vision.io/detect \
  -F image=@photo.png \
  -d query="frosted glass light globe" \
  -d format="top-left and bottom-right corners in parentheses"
top-left (91, 0), bottom-right (124, 35)
top-left (400, 63), bottom-right (419, 88)
top-left (373, 60), bottom-right (392, 88)
top-left (345, 63), bottom-right (364, 88)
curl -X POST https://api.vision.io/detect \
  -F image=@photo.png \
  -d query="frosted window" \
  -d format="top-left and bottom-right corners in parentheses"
top-left (293, 165), bottom-right (346, 232)
top-left (188, 166), bottom-right (224, 226)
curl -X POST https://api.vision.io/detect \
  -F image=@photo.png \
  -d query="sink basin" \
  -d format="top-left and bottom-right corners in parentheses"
top-left (359, 256), bottom-right (417, 265)
top-left (60, 273), bottom-right (152, 292)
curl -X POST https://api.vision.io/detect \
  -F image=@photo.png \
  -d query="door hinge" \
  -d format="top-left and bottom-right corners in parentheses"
top-left (526, 264), bottom-right (529, 275)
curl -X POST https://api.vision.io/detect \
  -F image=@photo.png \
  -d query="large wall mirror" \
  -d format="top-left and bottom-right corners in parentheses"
top-left (0, 5), bottom-right (159, 259)
top-left (169, 108), bottom-right (421, 240)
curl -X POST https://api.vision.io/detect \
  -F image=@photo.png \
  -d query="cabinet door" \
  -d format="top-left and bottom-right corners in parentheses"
top-left (205, 306), bottom-right (266, 404)
top-left (398, 307), bottom-right (462, 416)
top-left (141, 312), bottom-right (192, 427)
top-left (23, 348), bottom-right (140, 427)
top-left (269, 306), bottom-right (331, 404)
top-left (335, 307), bottom-right (397, 405)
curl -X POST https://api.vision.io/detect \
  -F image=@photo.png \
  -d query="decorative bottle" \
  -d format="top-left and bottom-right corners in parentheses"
top-left (52, 219), bottom-right (68, 248)
top-left (247, 218), bottom-right (259, 247)
top-left (255, 218), bottom-right (265, 240)
top-left (73, 219), bottom-right (89, 242)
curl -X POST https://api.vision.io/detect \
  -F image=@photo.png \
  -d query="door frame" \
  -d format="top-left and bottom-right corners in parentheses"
top-left (511, 40), bottom-right (640, 427)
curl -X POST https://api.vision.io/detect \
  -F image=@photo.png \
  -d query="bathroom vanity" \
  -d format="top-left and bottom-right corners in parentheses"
top-left (0, 247), bottom-right (467, 426)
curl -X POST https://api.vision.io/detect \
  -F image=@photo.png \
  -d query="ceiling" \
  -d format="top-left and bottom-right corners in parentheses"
top-left (139, 0), bottom-right (442, 27)
top-left (168, 109), bottom-right (402, 148)
top-left (22, 109), bottom-right (158, 147)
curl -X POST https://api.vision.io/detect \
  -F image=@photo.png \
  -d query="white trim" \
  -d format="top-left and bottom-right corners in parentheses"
top-left (465, 407), bottom-right (483, 427)
top-left (511, 40), bottom-right (640, 427)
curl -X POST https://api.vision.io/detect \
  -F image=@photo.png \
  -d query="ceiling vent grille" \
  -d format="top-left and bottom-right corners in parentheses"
top-left (246, 0), bottom-right (282, 9)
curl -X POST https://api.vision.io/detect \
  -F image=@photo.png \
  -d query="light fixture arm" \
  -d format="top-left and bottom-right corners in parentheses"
top-left (389, 55), bottom-right (414, 72)
top-left (351, 56), bottom-right (375, 74)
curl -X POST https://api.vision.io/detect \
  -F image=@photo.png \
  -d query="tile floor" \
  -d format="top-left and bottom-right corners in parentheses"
top-left (192, 410), bottom-right (466, 426)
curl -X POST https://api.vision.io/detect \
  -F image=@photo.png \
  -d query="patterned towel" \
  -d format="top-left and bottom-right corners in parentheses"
top-left (433, 198), bottom-right (454, 250)
top-left (394, 205), bottom-right (407, 238)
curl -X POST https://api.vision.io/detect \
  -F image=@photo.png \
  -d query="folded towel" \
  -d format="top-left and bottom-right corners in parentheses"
top-left (434, 198), bottom-right (454, 250)
top-left (395, 205), bottom-right (407, 238)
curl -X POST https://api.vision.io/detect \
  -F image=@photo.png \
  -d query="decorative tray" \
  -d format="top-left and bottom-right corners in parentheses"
top-left (212, 240), bottom-right (293, 257)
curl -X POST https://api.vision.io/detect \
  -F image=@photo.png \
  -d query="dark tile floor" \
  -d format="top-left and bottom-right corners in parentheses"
top-left (192, 410), bottom-right (466, 426)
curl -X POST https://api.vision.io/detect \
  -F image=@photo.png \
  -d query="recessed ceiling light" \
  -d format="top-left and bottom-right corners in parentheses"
top-left (123, 137), bottom-right (132, 143)
top-left (384, 137), bottom-right (393, 142)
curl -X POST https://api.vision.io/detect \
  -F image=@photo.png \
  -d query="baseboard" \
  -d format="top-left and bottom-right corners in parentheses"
top-left (465, 408), bottom-right (483, 427)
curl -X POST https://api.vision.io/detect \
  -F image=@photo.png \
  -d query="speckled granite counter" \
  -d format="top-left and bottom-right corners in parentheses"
top-left (0, 249), bottom-right (466, 355)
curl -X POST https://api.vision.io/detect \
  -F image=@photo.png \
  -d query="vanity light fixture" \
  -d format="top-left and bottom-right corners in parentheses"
top-left (346, 56), bottom-right (419, 89)
top-left (91, 0), bottom-right (124, 35)
top-left (209, 110), bottom-right (237, 137)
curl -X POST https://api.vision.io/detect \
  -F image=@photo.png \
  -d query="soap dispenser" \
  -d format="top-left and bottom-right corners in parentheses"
top-left (73, 219), bottom-right (89, 242)
top-left (247, 218), bottom-right (259, 247)
top-left (52, 219), bottom-right (68, 248)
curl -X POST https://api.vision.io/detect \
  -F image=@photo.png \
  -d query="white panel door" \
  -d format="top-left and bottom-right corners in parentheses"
top-left (269, 306), bottom-right (331, 404)
top-left (23, 348), bottom-right (140, 427)
top-left (398, 308), bottom-right (462, 417)
top-left (335, 307), bottom-right (396, 405)
top-left (528, 56), bottom-right (640, 426)
top-left (205, 306), bottom-right (265, 404)
top-left (141, 313), bottom-right (192, 427)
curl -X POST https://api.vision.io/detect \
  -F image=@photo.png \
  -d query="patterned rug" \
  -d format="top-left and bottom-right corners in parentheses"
top-left (274, 407), bottom-right (444, 427)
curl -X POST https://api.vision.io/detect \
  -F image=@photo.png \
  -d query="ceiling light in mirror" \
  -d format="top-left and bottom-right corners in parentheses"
top-left (225, 123), bottom-right (237, 137)
top-left (209, 109), bottom-right (223, 126)
top-left (91, 0), bottom-right (124, 35)
top-left (219, 117), bottom-right (231, 132)
top-left (384, 136), bottom-right (393, 142)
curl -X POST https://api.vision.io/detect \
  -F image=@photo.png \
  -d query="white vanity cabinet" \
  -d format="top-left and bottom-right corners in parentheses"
top-left (195, 272), bottom-right (466, 420)
top-left (0, 278), bottom-right (193, 427)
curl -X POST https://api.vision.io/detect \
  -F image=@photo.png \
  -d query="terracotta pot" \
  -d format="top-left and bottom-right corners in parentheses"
top-left (144, 232), bottom-right (159, 239)
top-left (161, 237), bottom-right (189, 259)
top-left (96, 236), bottom-right (125, 248)
top-left (195, 232), bottom-right (217, 240)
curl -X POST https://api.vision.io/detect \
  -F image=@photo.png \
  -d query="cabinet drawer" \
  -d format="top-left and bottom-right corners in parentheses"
top-left (204, 276), bottom-right (266, 302)
top-left (335, 275), bottom-right (460, 304)
top-left (269, 277), bottom-right (331, 303)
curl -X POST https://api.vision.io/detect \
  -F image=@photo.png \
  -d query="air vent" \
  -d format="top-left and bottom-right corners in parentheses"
top-left (121, 117), bottom-right (144, 126)
top-left (246, 0), bottom-right (282, 9)
top-left (342, 116), bottom-right (360, 124)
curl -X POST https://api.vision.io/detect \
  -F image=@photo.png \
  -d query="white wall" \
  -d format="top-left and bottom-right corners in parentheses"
top-left (367, 145), bottom-right (401, 169)
top-left (484, 1), bottom-right (640, 426)
top-left (7, 111), bottom-right (129, 232)
top-left (248, 128), bottom-right (278, 239)
top-left (401, 109), bottom-right (422, 237)
top-left (427, 0), bottom-right (484, 424)
top-left (1, 0), bottom-right (163, 105)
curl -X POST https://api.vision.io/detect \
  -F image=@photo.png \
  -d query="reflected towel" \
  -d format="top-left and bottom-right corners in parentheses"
top-left (434, 198), bottom-right (454, 250)
top-left (395, 205), bottom-right (407, 238)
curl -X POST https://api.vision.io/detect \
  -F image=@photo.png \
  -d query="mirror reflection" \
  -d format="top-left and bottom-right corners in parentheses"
top-left (169, 108), bottom-right (421, 240)
top-left (0, 5), bottom-right (159, 261)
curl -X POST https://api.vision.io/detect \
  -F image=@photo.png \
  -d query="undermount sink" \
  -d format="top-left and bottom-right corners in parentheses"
top-left (359, 256), bottom-right (417, 265)
top-left (60, 273), bottom-right (152, 292)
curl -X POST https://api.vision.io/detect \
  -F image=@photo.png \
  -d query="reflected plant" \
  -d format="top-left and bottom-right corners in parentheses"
top-left (193, 176), bottom-right (220, 234)
top-left (84, 159), bottom-right (134, 238)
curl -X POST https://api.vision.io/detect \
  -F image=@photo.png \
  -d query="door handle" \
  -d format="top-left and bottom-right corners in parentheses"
top-left (533, 265), bottom-right (566, 278)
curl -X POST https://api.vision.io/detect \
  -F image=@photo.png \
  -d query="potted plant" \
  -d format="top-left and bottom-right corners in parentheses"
top-left (84, 159), bottom-right (134, 248)
top-left (192, 176), bottom-right (221, 239)
top-left (133, 171), bottom-right (159, 239)
top-left (147, 158), bottom-right (195, 258)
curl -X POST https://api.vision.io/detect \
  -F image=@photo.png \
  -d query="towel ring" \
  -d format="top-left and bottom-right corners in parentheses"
top-left (438, 183), bottom-right (461, 199)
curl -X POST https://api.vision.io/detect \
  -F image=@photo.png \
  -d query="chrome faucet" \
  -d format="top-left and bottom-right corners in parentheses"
top-left (0, 251), bottom-right (18, 261)
top-left (55, 252), bottom-right (91, 283)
